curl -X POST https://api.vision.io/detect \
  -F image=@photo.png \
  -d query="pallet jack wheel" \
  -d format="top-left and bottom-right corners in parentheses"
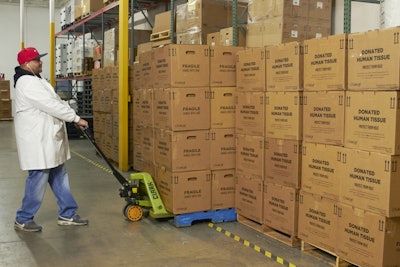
top-left (123, 203), bottom-right (143, 221)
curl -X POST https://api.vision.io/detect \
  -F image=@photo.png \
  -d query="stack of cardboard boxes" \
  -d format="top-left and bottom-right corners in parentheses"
top-left (175, 0), bottom-right (239, 44)
top-left (232, 26), bottom-right (400, 266)
top-left (0, 80), bottom-right (12, 120)
top-left (246, 0), bottom-right (332, 47)
top-left (127, 42), bottom-right (246, 215)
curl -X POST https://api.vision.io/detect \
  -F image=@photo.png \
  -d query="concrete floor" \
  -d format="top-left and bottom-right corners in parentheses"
top-left (0, 120), bottom-right (330, 267)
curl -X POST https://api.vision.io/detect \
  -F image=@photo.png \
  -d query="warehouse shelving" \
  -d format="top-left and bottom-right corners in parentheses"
top-left (344, 0), bottom-right (380, 33)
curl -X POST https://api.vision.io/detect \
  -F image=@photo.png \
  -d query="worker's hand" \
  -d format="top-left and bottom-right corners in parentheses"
top-left (75, 118), bottom-right (89, 129)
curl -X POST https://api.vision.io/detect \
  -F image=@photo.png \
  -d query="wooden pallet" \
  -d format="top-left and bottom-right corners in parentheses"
top-left (262, 225), bottom-right (301, 248)
top-left (301, 241), bottom-right (356, 267)
top-left (0, 117), bottom-right (13, 121)
top-left (150, 30), bottom-right (171, 41)
top-left (237, 214), bottom-right (263, 233)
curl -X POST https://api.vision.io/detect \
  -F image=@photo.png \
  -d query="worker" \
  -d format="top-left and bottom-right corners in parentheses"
top-left (13, 47), bottom-right (89, 232)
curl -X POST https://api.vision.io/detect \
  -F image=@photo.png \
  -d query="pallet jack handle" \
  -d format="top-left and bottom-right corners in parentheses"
top-left (79, 127), bottom-right (129, 187)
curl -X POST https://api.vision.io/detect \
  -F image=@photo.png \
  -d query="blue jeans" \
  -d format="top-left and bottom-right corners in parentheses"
top-left (16, 163), bottom-right (78, 223)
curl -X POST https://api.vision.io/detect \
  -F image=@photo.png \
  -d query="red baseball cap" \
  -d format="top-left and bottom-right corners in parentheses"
top-left (17, 47), bottom-right (48, 65)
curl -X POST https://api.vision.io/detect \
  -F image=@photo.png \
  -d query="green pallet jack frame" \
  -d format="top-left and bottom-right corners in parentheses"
top-left (80, 128), bottom-right (173, 221)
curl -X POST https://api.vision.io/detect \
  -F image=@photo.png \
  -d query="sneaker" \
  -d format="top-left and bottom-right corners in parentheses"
top-left (14, 220), bottom-right (42, 232)
top-left (57, 215), bottom-right (88, 226)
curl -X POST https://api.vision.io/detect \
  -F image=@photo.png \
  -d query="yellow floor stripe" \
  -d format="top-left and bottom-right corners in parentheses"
top-left (71, 150), bottom-right (112, 174)
top-left (208, 223), bottom-right (296, 267)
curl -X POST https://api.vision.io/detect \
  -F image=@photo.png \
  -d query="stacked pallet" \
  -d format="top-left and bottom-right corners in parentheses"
top-left (0, 80), bottom-right (12, 120)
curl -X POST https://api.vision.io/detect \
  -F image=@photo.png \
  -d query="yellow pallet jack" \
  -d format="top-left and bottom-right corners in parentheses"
top-left (80, 128), bottom-right (173, 222)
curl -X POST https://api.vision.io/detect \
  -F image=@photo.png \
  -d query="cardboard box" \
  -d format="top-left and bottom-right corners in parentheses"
top-left (265, 91), bottom-right (303, 140)
top-left (301, 142), bottom-right (347, 200)
top-left (176, 0), bottom-right (234, 34)
top-left (138, 50), bottom-right (153, 89)
top-left (265, 41), bottom-right (303, 91)
top-left (138, 88), bottom-right (153, 127)
top-left (235, 174), bottom-right (263, 223)
top-left (152, 44), bottom-right (210, 88)
top-left (210, 46), bottom-right (244, 87)
top-left (0, 80), bottom-right (10, 91)
top-left (298, 190), bottom-right (339, 254)
top-left (140, 125), bottom-right (154, 165)
top-left (236, 47), bottom-right (266, 92)
top-left (152, 11), bottom-right (172, 34)
top-left (246, 16), bottom-right (331, 48)
top-left (219, 27), bottom-right (246, 47)
top-left (103, 27), bottom-right (119, 67)
top-left (302, 90), bottom-right (345, 146)
top-left (152, 87), bottom-right (210, 131)
top-left (235, 133), bottom-right (264, 180)
top-left (207, 32), bottom-right (220, 46)
top-left (348, 26), bottom-right (400, 90)
top-left (154, 129), bottom-right (210, 172)
top-left (341, 148), bottom-right (400, 217)
top-left (247, 0), bottom-right (308, 23)
top-left (0, 89), bottom-right (10, 100)
top-left (344, 91), bottom-right (400, 155)
top-left (210, 128), bottom-right (235, 170)
top-left (235, 91), bottom-right (265, 136)
top-left (210, 87), bottom-right (235, 129)
top-left (264, 138), bottom-right (301, 189)
top-left (211, 169), bottom-right (235, 209)
top-left (303, 33), bottom-right (347, 90)
top-left (155, 167), bottom-right (212, 214)
top-left (263, 182), bottom-right (299, 236)
top-left (337, 203), bottom-right (400, 267)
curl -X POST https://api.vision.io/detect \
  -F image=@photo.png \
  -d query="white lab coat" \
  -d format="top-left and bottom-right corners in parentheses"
top-left (14, 75), bottom-right (80, 170)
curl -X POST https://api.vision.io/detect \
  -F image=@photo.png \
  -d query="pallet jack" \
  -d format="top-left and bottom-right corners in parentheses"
top-left (80, 128), bottom-right (173, 222)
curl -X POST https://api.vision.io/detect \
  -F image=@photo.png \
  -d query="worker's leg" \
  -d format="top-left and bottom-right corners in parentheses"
top-left (48, 163), bottom-right (78, 219)
top-left (16, 169), bottom-right (49, 223)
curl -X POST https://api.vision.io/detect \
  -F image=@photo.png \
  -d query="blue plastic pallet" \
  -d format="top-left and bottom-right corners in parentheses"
top-left (173, 208), bottom-right (237, 227)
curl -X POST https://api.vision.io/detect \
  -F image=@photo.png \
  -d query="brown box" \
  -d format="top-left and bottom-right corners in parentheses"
top-left (265, 91), bottom-right (303, 140)
top-left (302, 90), bottom-right (345, 146)
top-left (176, 0), bottom-right (234, 34)
top-left (152, 44), bottom-right (210, 88)
top-left (138, 88), bottom-right (153, 127)
top-left (236, 47), bottom-right (266, 92)
top-left (140, 125), bottom-right (154, 165)
top-left (235, 133), bottom-right (264, 180)
top-left (152, 87), bottom-right (210, 131)
top-left (264, 138), bottom-right (301, 189)
top-left (155, 167), bottom-right (212, 214)
top-left (348, 26), bottom-right (400, 90)
top-left (235, 174), bottom-right (263, 223)
top-left (235, 91), bottom-right (265, 136)
top-left (154, 129), bottom-right (210, 172)
top-left (0, 80), bottom-right (10, 96)
top-left (337, 203), bottom-right (400, 267)
top-left (210, 46), bottom-right (244, 87)
top-left (263, 182), bottom-right (299, 236)
top-left (137, 42), bottom-right (153, 56)
top-left (301, 142), bottom-right (347, 200)
top-left (152, 11), bottom-right (172, 34)
top-left (341, 148), bottom-right (400, 217)
top-left (344, 91), bottom-right (400, 155)
top-left (210, 87), bottom-right (235, 129)
top-left (298, 190), bottom-right (339, 254)
top-left (211, 169), bottom-right (235, 210)
top-left (138, 50), bottom-right (153, 89)
top-left (303, 33), bottom-right (347, 90)
top-left (0, 89), bottom-right (10, 100)
top-left (210, 128), bottom-right (235, 170)
top-left (219, 27), bottom-right (246, 47)
top-left (207, 32), bottom-right (220, 46)
top-left (265, 41), bottom-right (303, 91)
